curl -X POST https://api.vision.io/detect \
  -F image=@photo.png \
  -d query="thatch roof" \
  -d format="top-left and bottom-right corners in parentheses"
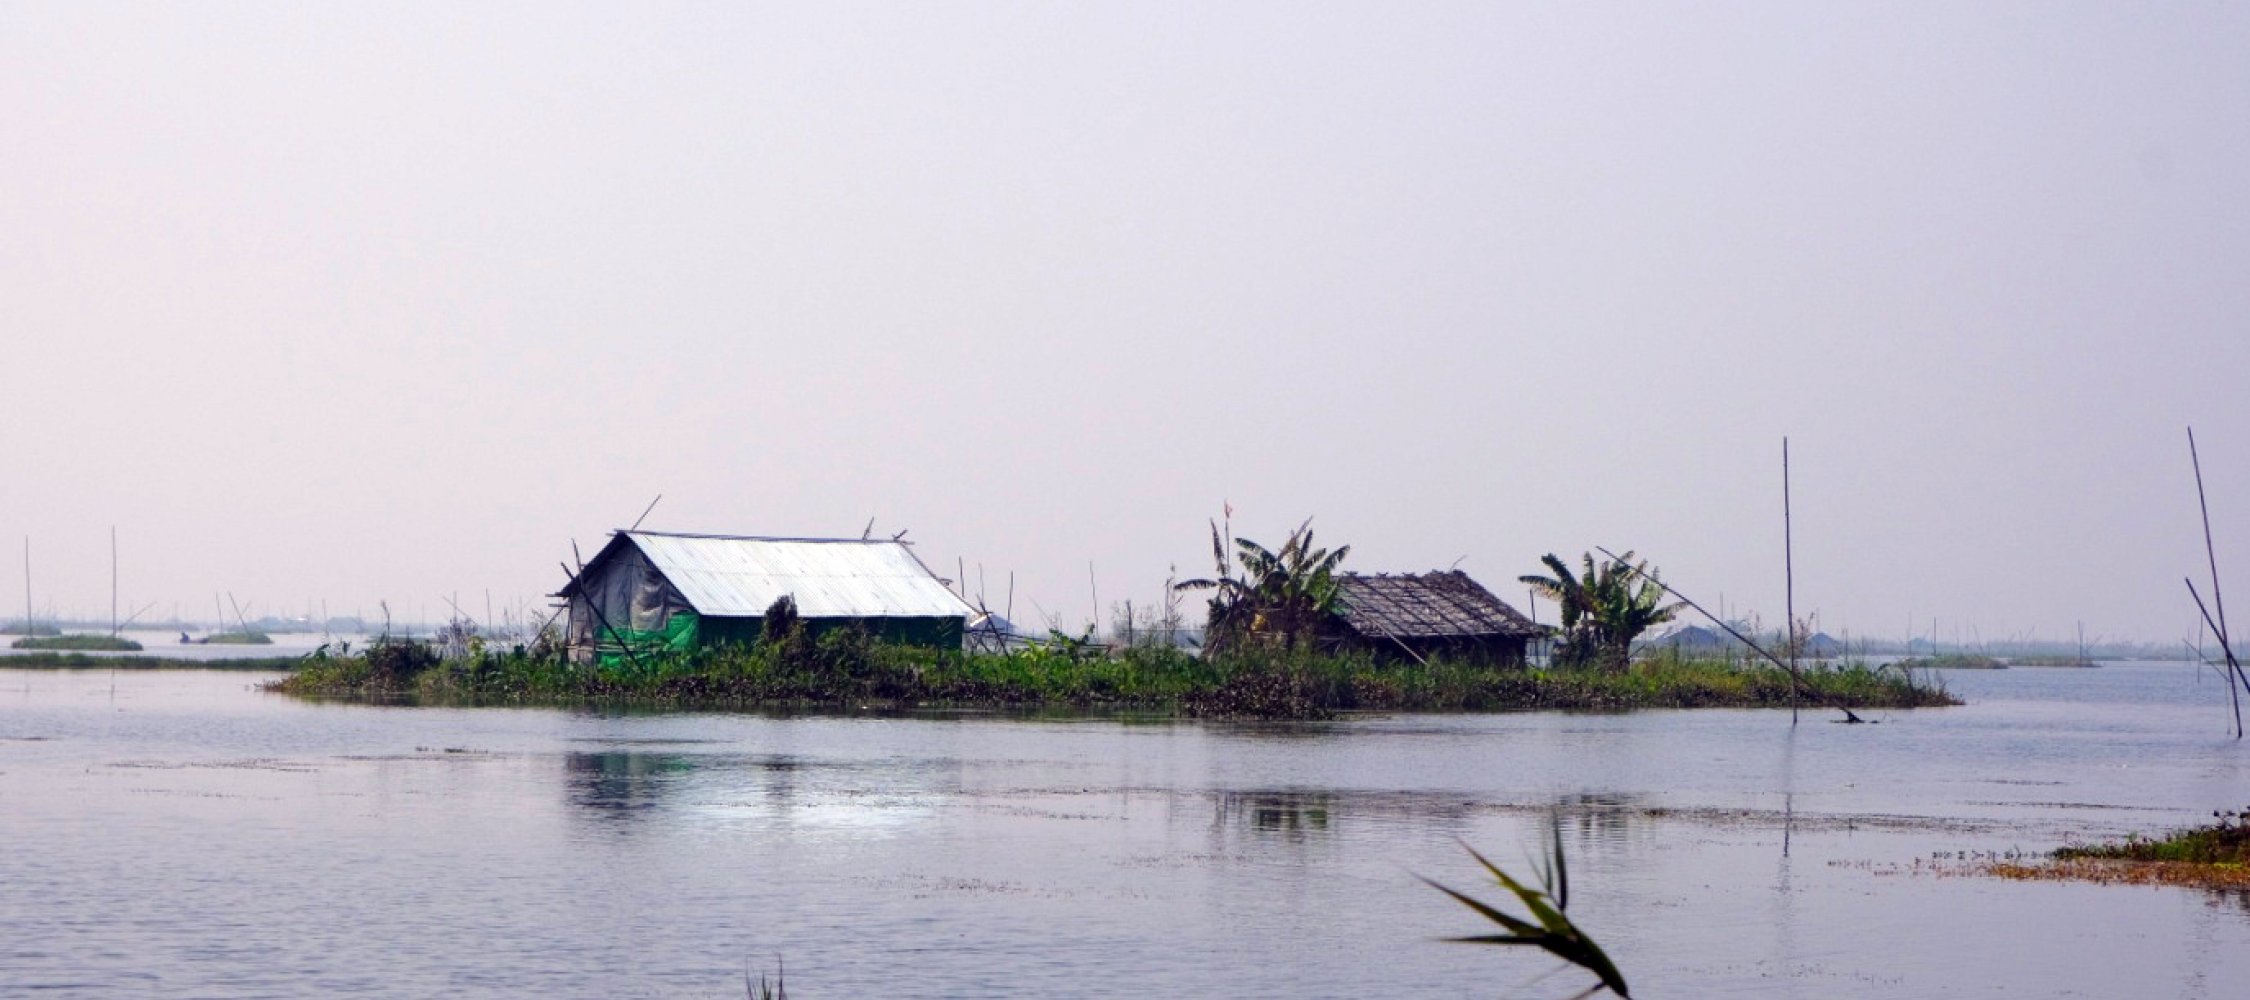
top-left (1335, 571), bottom-right (1543, 641)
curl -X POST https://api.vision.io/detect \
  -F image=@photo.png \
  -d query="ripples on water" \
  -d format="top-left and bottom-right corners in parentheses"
top-left (4, 663), bottom-right (2250, 997)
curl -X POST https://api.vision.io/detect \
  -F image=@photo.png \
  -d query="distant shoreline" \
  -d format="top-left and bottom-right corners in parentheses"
top-left (0, 652), bottom-right (298, 670)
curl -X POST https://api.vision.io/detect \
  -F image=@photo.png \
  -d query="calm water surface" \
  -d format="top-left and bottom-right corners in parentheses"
top-left (5, 663), bottom-right (2250, 997)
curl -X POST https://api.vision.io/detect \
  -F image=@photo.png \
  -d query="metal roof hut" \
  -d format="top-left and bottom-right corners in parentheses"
top-left (1334, 571), bottom-right (1544, 665)
top-left (558, 531), bottom-right (974, 663)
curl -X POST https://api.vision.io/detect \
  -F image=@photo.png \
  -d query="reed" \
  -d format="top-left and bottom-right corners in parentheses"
top-left (1423, 824), bottom-right (1630, 998)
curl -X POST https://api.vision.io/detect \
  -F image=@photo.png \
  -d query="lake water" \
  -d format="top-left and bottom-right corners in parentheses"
top-left (5, 662), bottom-right (2250, 998)
top-left (0, 628), bottom-right (337, 662)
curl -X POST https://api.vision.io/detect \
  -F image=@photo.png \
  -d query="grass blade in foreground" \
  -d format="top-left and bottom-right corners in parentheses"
top-left (1422, 831), bottom-right (1629, 998)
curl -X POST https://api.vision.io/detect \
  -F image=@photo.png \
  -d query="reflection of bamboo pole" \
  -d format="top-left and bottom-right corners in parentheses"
top-left (1596, 547), bottom-right (1865, 724)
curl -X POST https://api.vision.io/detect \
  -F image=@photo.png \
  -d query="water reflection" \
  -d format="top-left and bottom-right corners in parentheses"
top-left (11, 665), bottom-right (2250, 998)
top-left (565, 751), bottom-right (693, 817)
top-left (1554, 792), bottom-right (1640, 846)
top-left (1216, 791), bottom-right (1334, 839)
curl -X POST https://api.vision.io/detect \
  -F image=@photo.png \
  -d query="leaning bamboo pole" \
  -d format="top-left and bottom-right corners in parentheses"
top-left (1595, 547), bottom-right (1867, 724)
top-left (2187, 427), bottom-right (2250, 737)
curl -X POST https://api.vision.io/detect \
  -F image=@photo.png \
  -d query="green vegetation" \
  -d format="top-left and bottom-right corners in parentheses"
top-left (746, 961), bottom-right (787, 999)
top-left (3, 651), bottom-right (297, 669)
top-left (2057, 807), bottom-right (2250, 865)
top-left (1894, 653), bottom-right (2004, 670)
top-left (2006, 655), bottom-right (2098, 668)
top-left (1521, 551), bottom-right (1679, 670)
top-left (270, 631), bottom-right (1955, 718)
top-left (1425, 829), bottom-right (1629, 998)
top-left (11, 633), bottom-right (143, 652)
top-left (203, 631), bottom-right (274, 645)
top-left (1174, 516), bottom-right (1349, 653)
top-left (1989, 807), bottom-right (2250, 891)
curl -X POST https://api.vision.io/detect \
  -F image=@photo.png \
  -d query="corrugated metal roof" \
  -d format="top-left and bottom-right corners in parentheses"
top-left (622, 532), bottom-right (973, 619)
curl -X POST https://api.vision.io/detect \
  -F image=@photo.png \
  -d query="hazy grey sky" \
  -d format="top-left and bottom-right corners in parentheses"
top-left (5, 3), bottom-right (2248, 642)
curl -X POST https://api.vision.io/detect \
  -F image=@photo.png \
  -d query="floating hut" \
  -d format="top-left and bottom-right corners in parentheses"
top-left (558, 531), bottom-right (973, 663)
top-left (1333, 571), bottom-right (1543, 665)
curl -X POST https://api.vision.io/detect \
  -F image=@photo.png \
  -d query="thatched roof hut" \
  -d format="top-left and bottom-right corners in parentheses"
top-left (1334, 571), bottom-right (1544, 665)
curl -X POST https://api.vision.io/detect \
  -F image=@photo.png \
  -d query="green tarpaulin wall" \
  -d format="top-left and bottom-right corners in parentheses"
top-left (593, 611), bottom-right (962, 665)
top-left (590, 608), bottom-right (704, 665)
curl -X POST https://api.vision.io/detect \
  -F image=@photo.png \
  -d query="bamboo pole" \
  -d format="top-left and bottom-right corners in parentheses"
top-left (2186, 579), bottom-right (2244, 738)
top-left (629, 494), bottom-right (662, 531)
top-left (1596, 547), bottom-right (1866, 724)
top-left (560, 561), bottom-right (650, 677)
top-left (1784, 437), bottom-right (1798, 727)
top-left (2188, 427), bottom-right (2250, 736)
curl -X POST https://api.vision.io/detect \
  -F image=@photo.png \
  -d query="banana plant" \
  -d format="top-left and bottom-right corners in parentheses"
top-left (1521, 551), bottom-right (1678, 670)
top-left (1175, 514), bottom-right (1350, 652)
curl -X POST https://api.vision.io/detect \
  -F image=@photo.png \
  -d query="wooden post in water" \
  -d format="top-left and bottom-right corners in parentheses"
top-left (22, 537), bottom-right (31, 637)
top-left (1784, 437), bottom-right (1798, 727)
top-left (110, 527), bottom-right (118, 638)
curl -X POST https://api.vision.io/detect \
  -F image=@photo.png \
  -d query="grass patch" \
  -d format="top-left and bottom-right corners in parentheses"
top-left (203, 631), bottom-right (274, 645)
top-left (2056, 808), bottom-right (2250, 865)
top-left (1893, 653), bottom-right (2005, 670)
top-left (11, 633), bottom-right (144, 652)
top-left (269, 634), bottom-right (1956, 719)
top-left (1982, 809), bottom-right (2250, 892)
top-left (1989, 858), bottom-right (2250, 891)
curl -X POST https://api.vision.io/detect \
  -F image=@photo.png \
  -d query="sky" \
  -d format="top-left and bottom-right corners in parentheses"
top-left (3, 2), bottom-right (2248, 643)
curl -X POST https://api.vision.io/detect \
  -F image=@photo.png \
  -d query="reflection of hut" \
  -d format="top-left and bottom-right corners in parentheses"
top-left (558, 531), bottom-right (973, 663)
top-left (1333, 571), bottom-right (1543, 665)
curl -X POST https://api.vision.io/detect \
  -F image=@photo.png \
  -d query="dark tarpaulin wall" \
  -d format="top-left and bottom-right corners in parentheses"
top-left (567, 544), bottom-right (698, 662)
